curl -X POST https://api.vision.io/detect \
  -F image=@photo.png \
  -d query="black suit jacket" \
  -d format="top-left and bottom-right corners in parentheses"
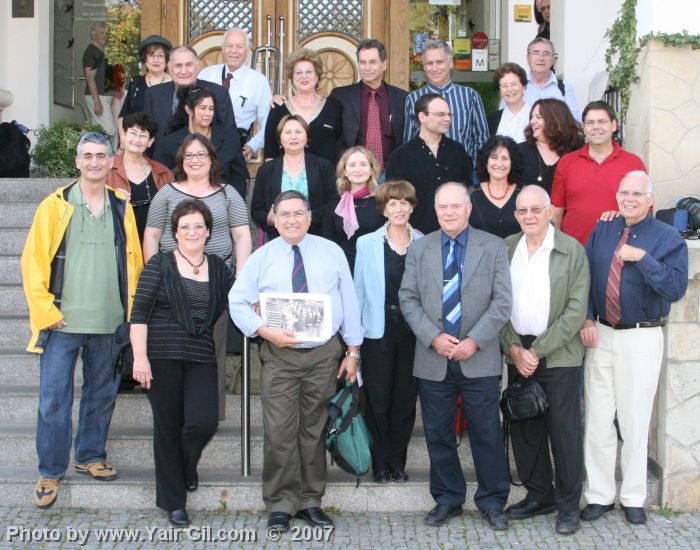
top-left (486, 109), bottom-right (504, 137)
top-left (329, 81), bottom-right (408, 153)
top-left (251, 153), bottom-right (336, 238)
top-left (143, 79), bottom-right (237, 141)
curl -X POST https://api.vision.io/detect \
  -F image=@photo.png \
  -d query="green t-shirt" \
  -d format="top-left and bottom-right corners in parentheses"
top-left (56, 185), bottom-right (124, 334)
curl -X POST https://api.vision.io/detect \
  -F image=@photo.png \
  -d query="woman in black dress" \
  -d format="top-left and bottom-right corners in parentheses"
top-left (518, 98), bottom-right (583, 194)
top-left (264, 48), bottom-right (342, 163)
top-left (470, 135), bottom-right (523, 239)
top-left (131, 199), bottom-right (234, 527)
top-left (322, 146), bottom-right (384, 273)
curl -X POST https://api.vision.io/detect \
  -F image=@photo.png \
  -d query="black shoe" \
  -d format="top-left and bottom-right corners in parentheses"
top-left (267, 512), bottom-right (291, 532)
top-left (621, 505), bottom-right (647, 525)
top-left (373, 470), bottom-right (390, 483)
top-left (168, 509), bottom-right (190, 527)
top-left (482, 509), bottom-right (509, 531)
top-left (580, 503), bottom-right (615, 521)
top-left (505, 498), bottom-right (556, 520)
top-left (425, 503), bottom-right (463, 526)
top-left (391, 469), bottom-right (409, 483)
top-left (185, 471), bottom-right (198, 492)
top-left (556, 510), bottom-right (580, 535)
top-left (295, 507), bottom-right (334, 527)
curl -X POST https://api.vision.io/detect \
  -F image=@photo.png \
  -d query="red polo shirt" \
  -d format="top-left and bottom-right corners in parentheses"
top-left (551, 142), bottom-right (646, 245)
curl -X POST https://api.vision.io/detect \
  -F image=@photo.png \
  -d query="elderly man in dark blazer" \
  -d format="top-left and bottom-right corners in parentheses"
top-left (400, 181), bottom-right (512, 531)
top-left (329, 39), bottom-right (407, 172)
top-left (143, 45), bottom-right (237, 141)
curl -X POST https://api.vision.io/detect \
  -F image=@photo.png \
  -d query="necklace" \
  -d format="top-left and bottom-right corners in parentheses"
top-left (384, 221), bottom-right (416, 255)
top-left (145, 74), bottom-right (165, 87)
top-left (177, 249), bottom-right (206, 274)
top-left (536, 148), bottom-right (554, 183)
top-left (284, 155), bottom-right (305, 172)
top-left (485, 182), bottom-right (510, 201)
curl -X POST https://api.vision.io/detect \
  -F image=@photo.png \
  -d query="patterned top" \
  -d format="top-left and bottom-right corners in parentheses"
top-left (281, 169), bottom-right (309, 197)
top-left (146, 183), bottom-right (248, 269)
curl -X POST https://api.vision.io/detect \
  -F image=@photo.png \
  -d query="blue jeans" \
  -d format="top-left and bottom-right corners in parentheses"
top-left (36, 331), bottom-right (121, 478)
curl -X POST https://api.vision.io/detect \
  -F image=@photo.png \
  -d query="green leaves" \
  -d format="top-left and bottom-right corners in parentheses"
top-left (605, 0), bottom-right (640, 119)
top-left (32, 121), bottom-right (106, 177)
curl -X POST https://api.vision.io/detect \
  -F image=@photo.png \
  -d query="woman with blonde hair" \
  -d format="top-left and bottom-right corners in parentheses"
top-left (263, 48), bottom-right (342, 163)
top-left (322, 146), bottom-right (384, 272)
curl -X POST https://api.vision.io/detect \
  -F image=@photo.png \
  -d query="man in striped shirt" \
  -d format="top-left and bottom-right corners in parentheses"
top-left (404, 40), bottom-right (489, 166)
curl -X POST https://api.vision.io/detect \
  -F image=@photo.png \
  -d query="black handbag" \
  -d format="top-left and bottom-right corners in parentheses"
top-left (500, 376), bottom-right (549, 486)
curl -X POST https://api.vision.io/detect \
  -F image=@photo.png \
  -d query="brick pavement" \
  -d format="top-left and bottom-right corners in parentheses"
top-left (1, 506), bottom-right (699, 549)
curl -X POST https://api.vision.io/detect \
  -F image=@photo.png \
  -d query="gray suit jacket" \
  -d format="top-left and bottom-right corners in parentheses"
top-left (399, 227), bottom-right (512, 381)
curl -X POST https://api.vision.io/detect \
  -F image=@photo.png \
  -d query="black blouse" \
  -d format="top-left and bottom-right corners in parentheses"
top-left (469, 186), bottom-right (522, 239)
top-left (383, 241), bottom-right (406, 307)
top-left (119, 75), bottom-right (148, 118)
top-left (518, 141), bottom-right (558, 195)
top-left (129, 172), bottom-right (158, 243)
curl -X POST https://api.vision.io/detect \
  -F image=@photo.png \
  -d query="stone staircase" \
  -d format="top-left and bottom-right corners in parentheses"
top-left (0, 179), bottom-right (658, 511)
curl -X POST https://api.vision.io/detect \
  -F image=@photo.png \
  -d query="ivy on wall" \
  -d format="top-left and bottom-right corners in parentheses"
top-left (640, 30), bottom-right (700, 50)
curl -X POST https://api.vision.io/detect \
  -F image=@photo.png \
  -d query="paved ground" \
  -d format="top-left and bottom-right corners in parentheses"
top-left (1, 505), bottom-right (699, 549)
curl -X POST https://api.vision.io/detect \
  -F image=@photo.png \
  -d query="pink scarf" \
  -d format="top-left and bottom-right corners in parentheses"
top-left (335, 187), bottom-right (371, 239)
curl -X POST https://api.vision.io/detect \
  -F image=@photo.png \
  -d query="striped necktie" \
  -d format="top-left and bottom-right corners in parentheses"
top-left (292, 245), bottom-right (308, 293)
top-left (443, 239), bottom-right (461, 336)
top-left (223, 73), bottom-right (233, 89)
top-left (604, 228), bottom-right (630, 325)
top-left (366, 89), bottom-right (384, 171)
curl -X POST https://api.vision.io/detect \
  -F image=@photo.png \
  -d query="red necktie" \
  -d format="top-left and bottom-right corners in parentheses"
top-left (223, 73), bottom-right (233, 89)
top-left (605, 228), bottom-right (630, 325)
top-left (366, 90), bottom-right (384, 171)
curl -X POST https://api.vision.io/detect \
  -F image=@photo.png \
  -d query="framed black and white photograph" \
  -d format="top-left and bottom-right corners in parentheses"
top-left (260, 292), bottom-right (332, 343)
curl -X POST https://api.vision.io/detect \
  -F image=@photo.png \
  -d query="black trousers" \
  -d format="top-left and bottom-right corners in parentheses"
top-left (507, 353), bottom-right (582, 511)
top-left (361, 310), bottom-right (418, 473)
top-left (146, 360), bottom-right (219, 511)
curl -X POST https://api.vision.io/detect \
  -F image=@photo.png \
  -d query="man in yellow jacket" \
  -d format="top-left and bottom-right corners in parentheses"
top-left (21, 132), bottom-right (143, 508)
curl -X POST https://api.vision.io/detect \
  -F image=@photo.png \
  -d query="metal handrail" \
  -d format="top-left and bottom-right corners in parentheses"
top-left (251, 15), bottom-right (284, 95)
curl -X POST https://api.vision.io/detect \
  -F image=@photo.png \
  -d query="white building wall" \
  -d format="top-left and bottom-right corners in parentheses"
top-left (637, 0), bottom-right (700, 36)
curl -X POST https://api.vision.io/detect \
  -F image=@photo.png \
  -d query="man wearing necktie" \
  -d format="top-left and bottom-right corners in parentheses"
top-left (580, 171), bottom-right (688, 525)
top-left (228, 190), bottom-right (362, 533)
top-left (399, 182), bottom-right (512, 530)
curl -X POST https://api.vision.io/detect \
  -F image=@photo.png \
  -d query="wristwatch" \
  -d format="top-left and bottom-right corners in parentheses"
top-left (345, 351), bottom-right (361, 361)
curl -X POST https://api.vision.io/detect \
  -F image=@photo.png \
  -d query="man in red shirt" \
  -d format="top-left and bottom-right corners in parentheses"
top-left (551, 101), bottom-right (646, 245)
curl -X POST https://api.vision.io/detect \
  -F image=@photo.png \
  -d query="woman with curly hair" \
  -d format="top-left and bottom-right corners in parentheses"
top-left (469, 135), bottom-right (524, 239)
top-left (518, 98), bottom-right (583, 194)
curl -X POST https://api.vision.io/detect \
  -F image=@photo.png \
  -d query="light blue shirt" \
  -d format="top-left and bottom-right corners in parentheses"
top-left (520, 70), bottom-right (581, 123)
top-left (229, 233), bottom-right (363, 348)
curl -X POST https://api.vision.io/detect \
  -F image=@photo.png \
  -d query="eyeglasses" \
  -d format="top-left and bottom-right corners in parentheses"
top-left (583, 118), bottom-right (613, 127)
top-left (276, 210), bottom-right (308, 219)
top-left (515, 205), bottom-right (550, 216)
top-left (178, 224), bottom-right (207, 232)
top-left (527, 50), bottom-right (554, 58)
top-left (499, 82), bottom-right (523, 90)
top-left (125, 129), bottom-right (151, 141)
top-left (617, 190), bottom-right (650, 199)
top-left (425, 111), bottom-right (452, 118)
top-left (183, 152), bottom-right (209, 161)
top-left (146, 53), bottom-right (166, 60)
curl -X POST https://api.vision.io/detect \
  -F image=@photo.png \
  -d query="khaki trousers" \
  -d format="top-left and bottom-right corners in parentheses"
top-left (583, 322), bottom-right (663, 507)
top-left (84, 95), bottom-right (117, 148)
top-left (259, 336), bottom-right (342, 514)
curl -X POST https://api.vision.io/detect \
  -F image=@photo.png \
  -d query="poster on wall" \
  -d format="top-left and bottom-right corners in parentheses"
top-left (12, 0), bottom-right (34, 18)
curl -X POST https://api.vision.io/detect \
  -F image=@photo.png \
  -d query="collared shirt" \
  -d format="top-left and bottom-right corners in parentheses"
top-left (198, 63), bottom-right (272, 153)
top-left (440, 228), bottom-right (469, 279)
top-left (551, 142), bottom-right (646, 245)
top-left (510, 224), bottom-right (554, 336)
top-left (385, 135), bottom-right (471, 234)
top-left (358, 81), bottom-right (393, 165)
top-left (521, 70), bottom-right (582, 122)
top-left (229, 233), bottom-right (363, 348)
top-left (57, 185), bottom-right (123, 334)
top-left (404, 81), bottom-right (489, 163)
top-left (585, 215), bottom-right (688, 324)
top-left (496, 102), bottom-right (531, 143)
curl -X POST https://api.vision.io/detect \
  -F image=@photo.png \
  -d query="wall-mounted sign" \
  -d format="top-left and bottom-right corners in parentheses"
top-left (429, 0), bottom-right (461, 5)
top-left (514, 4), bottom-right (533, 22)
top-left (12, 0), bottom-right (34, 18)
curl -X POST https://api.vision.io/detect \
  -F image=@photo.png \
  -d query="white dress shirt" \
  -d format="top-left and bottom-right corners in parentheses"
top-left (510, 224), bottom-right (554, 336)
top-left (496, 102), bottom-right (531, 143)
top-left (198, 63), bottom-right (272, 153)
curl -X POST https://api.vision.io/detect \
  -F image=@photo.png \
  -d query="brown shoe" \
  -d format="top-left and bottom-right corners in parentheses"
top-left (75, 460), bottom-right (117, 481)
top-left (34, 476), bottom-right (59, 508)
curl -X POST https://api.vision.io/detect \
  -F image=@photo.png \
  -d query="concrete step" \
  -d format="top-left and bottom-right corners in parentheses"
top-left (0, 255), bottom-right (21, 285)
top-left (0, 317), bottom-right (31, 349)
top-left (0, 424), bottom-right (440, 471)
top-left (0, 351), bottom-right (82, 385)
top-left (0, 284), bottom-right (27, 315)
top-left (0, 465), bottom-right (659, 512)
top-left (0, 179), bottom-right (72, 203)
top-left (0, 230), bottom-right (29, 255)
top-left (0, 203), bottom-right (41, 229)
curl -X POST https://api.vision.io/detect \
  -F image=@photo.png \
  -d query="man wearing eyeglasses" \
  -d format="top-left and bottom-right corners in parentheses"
top-left (229, 190), bottom-right (362, 533)
top-left (21, 132), bottom-right (144, 509)
top-left (403, 40), bottom-right (488, 165)
top-left (500, 185), bottom-right (589, 535)
top-left (551, 100), bottom-right (646, 246)
top-left (198, 27), bottom-right (273, 160)
top-left (386, 93), bottom-right (472, 234)
top-left (579, 171), bottom-right (687, 526)
top-left (519, 37), bottom-right (581, 122)
top-left (143, 45), bottom-right (237, 142)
